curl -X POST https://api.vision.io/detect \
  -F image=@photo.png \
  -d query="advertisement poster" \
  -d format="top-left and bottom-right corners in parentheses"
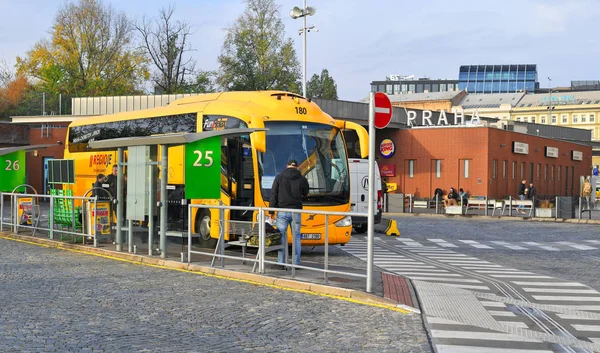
top-left (379, 164), bottom-right (396, 177)
top-left (87, 201), bottom-right (111, 237)
top-left (18, 197), bottom-right (33, 226)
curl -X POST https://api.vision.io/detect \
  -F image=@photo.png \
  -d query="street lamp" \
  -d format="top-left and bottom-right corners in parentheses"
top-left (290, 1), bottom-right (316, 97)
top-left (547, 77), bottom-right (555, 124)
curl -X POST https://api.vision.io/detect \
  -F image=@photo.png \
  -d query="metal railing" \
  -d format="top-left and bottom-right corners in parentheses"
top-left (187, 204), bottom-right (370, 288)
top-left (1, 191), bottom-right (100, 247)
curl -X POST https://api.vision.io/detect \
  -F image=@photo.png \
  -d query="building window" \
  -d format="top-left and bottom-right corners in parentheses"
top-left (582, 114), bottom-right (587, 123)
top-left (521, 162), bottom-right (525, 179)
top-left (551, 115), bottom-right (557, 124)
top-left (386, 85), bottom-right (393, 94)
top-left (503, 160), bottom-right (507, 179)
top-left (531, 117), bottom-right (536, 123)
top-left (558, 166), bottom-right (561, 181)
top-left (573, 115), bottom-right (579, 123)
top-left (541, 117), bottom-right (546, 124)
top-left (440, 83), bottom-right (447, 91)
top-left (434, 159), bottom-right (442, 178)
top-left (393, 84), bottom-right (400, 94)
top-left (493, 159), bottom-right (497, 179)
top-left (408, 160), bottom-right (415, 178)
top-left (512, 161), bottom-right (516, 179)
top-left (537, 164), bottom-right (540, 180)
top-left (590, 114), bottom-right (595, 122)
top-left (544, 164), bottom-right (547, 180)
top-left (463, 159), bottom-right (470, 178)
top-left (516, 117), bottom-right (521, 122)
top-left (551, 165), bottom-right (554, 181)
top-left (562, 115), bottom-right (568, 124)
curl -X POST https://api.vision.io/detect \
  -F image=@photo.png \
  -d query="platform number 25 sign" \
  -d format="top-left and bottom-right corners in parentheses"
top-left (185, 136), bottom-right (221, 199)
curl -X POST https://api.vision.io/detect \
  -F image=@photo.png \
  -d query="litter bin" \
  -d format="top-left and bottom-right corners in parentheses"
top-left (388, 193), bottom-right (405, 213)
top-left (556, 196), bottom-right (576, 219)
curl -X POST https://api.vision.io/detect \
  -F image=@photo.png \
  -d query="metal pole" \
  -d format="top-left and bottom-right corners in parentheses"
top-left (187, 205), bottom-right (192, 264)
top-left (259, 209), bottom-right (265, 273)
top-left (160, 145), bottom-right (168, 258)
top-left (291, 212), bottom-right (296, 278)
top-left (485, 196), bottom-right (488, 216)
top-left (219, 207), bottom-right (225, 268)
top-left (116, 148), bottom-right (124, 251)
top-left (148, 163), bottom-right (154, 256)
top-left (42, 92), bottom-right (45, 115)
top-left (302, 0), bottom-right (307, 97)
top-left (324, 214), bottom-right (329, 284)
top-left (435, 194), bottom-right (439, 214)
top-left (509, 196), bottom-right (512, 217)
top-left (59, 94), bottom-right (62, 115)
top-left (93, 198), bottom-right (98, 248)
top-left (128, 219), bottom-right (133, 253)
top-left (409, 194), bottom-right (413, 213)
top-left (579, 197), bottom-right (582, 220)
top-left (0, 193), bottom-right (4, 232)
top-left (49, 194), bottom-right (54, 240)
top-left (366, 91), bottom-right (375, 293)
top-left (555, 196), bottom-right (559, 219)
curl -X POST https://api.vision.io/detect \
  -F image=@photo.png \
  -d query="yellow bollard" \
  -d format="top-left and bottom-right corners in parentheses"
top-left (385, 219), bottom-right (400, 236)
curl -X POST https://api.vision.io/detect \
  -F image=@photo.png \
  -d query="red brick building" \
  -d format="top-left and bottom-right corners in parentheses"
top-left (376, 127), bottom-right (592, 199)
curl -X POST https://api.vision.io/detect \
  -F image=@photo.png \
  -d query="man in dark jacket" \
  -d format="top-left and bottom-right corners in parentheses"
top-left (269, 159), bottom-right (310, 266)
top-left (528, 182), bottom-right (537, 200)
top-left (518, 179), bottom-right (527, 213)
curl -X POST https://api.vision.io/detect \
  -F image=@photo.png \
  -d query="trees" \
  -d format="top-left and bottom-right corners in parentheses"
top-left (307, 69), bottom-right (338, 100)
top-left (16, 0), bottom-right (148, 97)
top-left (136, 5), bottom-right (197, 94)
top-left (217, 0), bottom-right (301, 92)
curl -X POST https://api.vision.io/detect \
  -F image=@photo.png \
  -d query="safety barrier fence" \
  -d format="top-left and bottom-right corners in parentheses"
top-left (1, 192), bottom-right (100, 246)
top-left (188, 204), bottom-right (370, 287)
top-left (384, 193), bottom-right (595, 220)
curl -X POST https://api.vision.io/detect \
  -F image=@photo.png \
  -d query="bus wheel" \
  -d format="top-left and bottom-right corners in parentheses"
top-left (353, 224), bottom-right (367, 234)
top-left (195, 209), bottom-right (217, 249)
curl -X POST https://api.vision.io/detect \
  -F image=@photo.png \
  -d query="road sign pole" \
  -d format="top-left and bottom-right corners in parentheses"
top-left (367, 92), bottom-right (375, 293)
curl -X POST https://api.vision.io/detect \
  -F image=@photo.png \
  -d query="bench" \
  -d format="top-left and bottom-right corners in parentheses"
top-left (502, 200), bottom-right (534, 217)
top-left (465, 199), bottom-right (496, 215)
top-left (445, 205), bottom-right (464, 215)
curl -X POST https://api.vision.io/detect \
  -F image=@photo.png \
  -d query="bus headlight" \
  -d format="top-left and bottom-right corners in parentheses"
top-left (334, 216), bottom-right (352, 227)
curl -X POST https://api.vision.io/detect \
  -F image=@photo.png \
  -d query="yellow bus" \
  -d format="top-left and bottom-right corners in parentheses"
top-left (64, 91), bottom-right (369, 246)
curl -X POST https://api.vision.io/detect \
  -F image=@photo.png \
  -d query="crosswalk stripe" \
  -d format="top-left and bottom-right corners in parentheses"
top-left (480, 301), bottom-right (506, 307)
top-left (440, 284), bottom-right (491, 291)
top-left (427, 238), bottom-right (458, 247)
top-left (522, 241), bottom-right (560, 251)
top-left (427, 255), bottom-right (470, 259)
top-left (405, 277), bottom-right (481, 283)
top-left (394, 272), bottom-right (462, 276)
top-left (557, 305), bottom-right (600, 311)
top-left (476, 270), bottom-right (534, 275)
top-left (522, 288), bottom-right (598, 294)
top-left (498, 321), bottom-right (529, 329)
top-left (584, 240), bottom-right (600, 244)
top-left (555, 241), bottom-right (597, 250)
top-left (460, 265), bottom-right (504, 269)
top-left (488, 310), bottom-right (517, 317)
top-left (571, 324), bottom-right (600, 332)
top-left (556, 313), bottom-right (598, 320)
top-left (490, 275), bottom-right (553, 279)
top-left (429, 330), bottom-right (542, 342)
top-left (458, 240), bottom-right (493, 249)
top-left (490, 241), bottom-right (527, 250)
top-left (531, 295), bottom-right (600, 302)
top-left (434, 345), bottom-right (552, 353)
top-left (511, 282), bottom-right (587, 287)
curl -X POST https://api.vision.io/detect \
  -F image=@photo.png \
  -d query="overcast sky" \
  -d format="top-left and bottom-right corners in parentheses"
top-left (1, 0), bottom-right (599, 101)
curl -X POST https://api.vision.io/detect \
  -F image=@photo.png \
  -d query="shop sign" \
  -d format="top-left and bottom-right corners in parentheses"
top-left (512, 141), bottom-right (529, 155)
top-left (572, 150), bottom-right (583, 161)
top-left (379, 164), bottom-right (395, 177)
top-left (379, 139), bottom-right (395, 158)
top-left (545, 146), bottom-right (558, 158)
top-left (18, 197), bottom-right (33, 225)
top-left (87, 201), bottom-right (111, 236)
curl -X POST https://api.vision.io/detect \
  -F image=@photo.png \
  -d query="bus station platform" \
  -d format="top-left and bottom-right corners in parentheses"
top-left (0, 229), bottom-right (419, 313)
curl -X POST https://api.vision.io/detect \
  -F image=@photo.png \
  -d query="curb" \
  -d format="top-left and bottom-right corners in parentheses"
top-left (383, 212), bottom-right (600, 225)
top-left (0, 232), bottom-right (412, 314)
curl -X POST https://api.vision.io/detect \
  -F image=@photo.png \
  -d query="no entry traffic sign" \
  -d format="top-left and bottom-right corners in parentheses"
top-left (374, 92), bottom-right (392, 129)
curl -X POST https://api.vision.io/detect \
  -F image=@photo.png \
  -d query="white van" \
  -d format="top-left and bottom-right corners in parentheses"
top-left (348, 159), bottom-right (383, 233)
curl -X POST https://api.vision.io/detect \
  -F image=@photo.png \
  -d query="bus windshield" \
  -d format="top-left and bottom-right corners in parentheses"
top-left (259, 121), bottom-right (349, 206)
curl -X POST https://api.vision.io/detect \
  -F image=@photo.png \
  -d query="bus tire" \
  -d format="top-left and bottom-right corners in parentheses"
top-left (195, 209), bottom-right (217, 249)
top-left (353, 224), bottom-right (367, 234)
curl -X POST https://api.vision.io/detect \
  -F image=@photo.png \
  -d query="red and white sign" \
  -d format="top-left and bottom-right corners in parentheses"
top-left (379, 164), bottom-right (396, 177)
top-left (374, 92), bottom-right (392, 129)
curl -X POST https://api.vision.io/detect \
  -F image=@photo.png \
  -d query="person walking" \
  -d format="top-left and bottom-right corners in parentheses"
top-left (582, 177), bottom-right (592, 210)
top-left (269, 159), bottom-right (310, 268)
top-left (517, 179), bottom-right (527, 213)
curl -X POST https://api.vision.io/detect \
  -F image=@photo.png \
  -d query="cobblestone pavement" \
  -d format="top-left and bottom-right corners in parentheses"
top-left (0, 238), bottom-right (432, 353)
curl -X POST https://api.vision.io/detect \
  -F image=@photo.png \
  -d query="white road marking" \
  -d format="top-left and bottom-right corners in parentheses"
top-left (531, 295), bottom-right (600, 302)
top-left (440, 284), bottom-right (491, 291)
top-left (498, 321), bottom-right (529, 329)
top-left (490, 275), bottom-right (553, 279)
top-left (405, 277), bottom-right (482, 283)
top-left (458, 240), bottom-right (493, 249)
top-left (487, 310), bottom-right (517, 317)
top-left (571, 324), bottom-right (600, 332)
top-left (475, 270), bottom-right (533, 274)
top-left (490, 241), bottom-right (527, 250)
top-left (394, 272), bottom-right (462, 276)
top-left (435, 345), bottom-right (551, 353)
top-left (511, 282), bottom-right (587, 287)
top-left (555, 241), bottom-right (597, 250)
top-left (427, 239), bottom-right (458, 248)
top-left (522, 241), bottom-right (560, 251)
top-left (556, 314), bottom-right (598, 320)
top-left (480, 301), bottom-right (506, 307)
top-left (522, 288), bottom-right (598, 294)
top-left (429, 330), bottom-right (542, 342)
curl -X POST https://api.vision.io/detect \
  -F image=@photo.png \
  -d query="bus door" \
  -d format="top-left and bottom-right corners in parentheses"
top-left (225, 136), bottom-right (254, 223)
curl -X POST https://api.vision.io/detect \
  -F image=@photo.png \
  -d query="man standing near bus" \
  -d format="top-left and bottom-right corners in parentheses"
top-left (269, 159), bottom-right (309, 268)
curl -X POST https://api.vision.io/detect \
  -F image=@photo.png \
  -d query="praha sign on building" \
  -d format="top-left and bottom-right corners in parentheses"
top-left (406, 108), bottom-right (481, 127)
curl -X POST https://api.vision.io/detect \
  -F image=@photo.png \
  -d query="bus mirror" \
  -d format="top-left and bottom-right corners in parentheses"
top-left (250, 116), bottom-right (266, 153)
top-left (335, 120), bottom-right (369, 158)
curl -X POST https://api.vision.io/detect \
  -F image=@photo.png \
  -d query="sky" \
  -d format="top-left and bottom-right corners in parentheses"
top-left (1, 0), bottom-right (599, 101)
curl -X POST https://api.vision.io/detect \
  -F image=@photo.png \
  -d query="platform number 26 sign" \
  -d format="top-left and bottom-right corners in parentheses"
top-left (185, 136), bottom-right (221, 199)
top-left (0, 150), bottom-right (26, 192)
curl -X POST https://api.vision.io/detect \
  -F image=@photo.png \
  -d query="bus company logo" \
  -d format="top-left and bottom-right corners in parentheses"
top-left (203, 117), bottom-right (228, 131)
top-left (379, 139), bottom-right (395, 158)
top-left (89, 154), bottom-right (113, 168)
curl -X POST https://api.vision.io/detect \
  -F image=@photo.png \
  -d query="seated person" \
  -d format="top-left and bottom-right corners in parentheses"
top-left (458, 188), bottom-right (467, 205)
top-left (443, 187), bottom-right (459, 208)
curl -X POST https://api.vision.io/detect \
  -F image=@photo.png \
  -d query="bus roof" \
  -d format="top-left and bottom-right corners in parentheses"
top-left (68, 91), bottom-right (334, 128)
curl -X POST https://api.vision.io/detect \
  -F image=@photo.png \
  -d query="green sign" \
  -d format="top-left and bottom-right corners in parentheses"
top-left (0, 151), bottom-right (26, 192)
top-left (185, 136), bottom-right (221, 199)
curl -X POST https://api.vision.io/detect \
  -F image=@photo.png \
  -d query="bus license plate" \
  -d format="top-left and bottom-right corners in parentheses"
top-left (301, 233), bottom-right (321, 240)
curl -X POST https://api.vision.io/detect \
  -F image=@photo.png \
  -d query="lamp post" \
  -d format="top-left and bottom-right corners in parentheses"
top-left (547, 77), bottom-right (555, 124)
top-left (290, 1), bottom-right (316, 98)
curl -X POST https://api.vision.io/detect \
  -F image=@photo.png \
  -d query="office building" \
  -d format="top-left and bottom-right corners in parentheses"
top-left (458, 64), bottom-right (539, 94)
top-left (370, 75), bottom-right (459, 95)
